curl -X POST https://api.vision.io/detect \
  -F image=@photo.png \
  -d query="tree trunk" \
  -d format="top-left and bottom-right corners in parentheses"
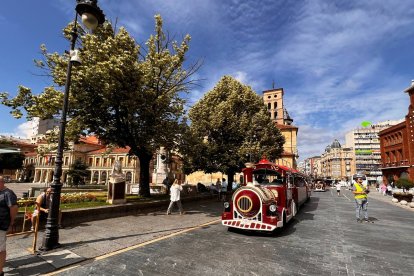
top-left (137, 152), bottom-right (152, 197)
top-left (226, 169), bottom-right (235, 192)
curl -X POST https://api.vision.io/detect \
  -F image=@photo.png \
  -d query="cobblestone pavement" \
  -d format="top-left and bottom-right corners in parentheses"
top-left (51, 188), bottom-right (414, 276)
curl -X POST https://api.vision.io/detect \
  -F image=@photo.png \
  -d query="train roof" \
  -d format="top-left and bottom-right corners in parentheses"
top-left (250, 158), bottom-right (299, 174)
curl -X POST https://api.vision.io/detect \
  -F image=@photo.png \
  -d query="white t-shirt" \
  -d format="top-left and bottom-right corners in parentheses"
top-left (336, 183), bottom-right (341, 190)
top-left (170, 184), bottom-right (183, 201)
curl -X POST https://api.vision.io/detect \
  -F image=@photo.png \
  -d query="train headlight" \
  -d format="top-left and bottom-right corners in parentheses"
top-left (224, 202), bottom-right (230, 209)
top-left (269, 204), bottom-right (277, 212)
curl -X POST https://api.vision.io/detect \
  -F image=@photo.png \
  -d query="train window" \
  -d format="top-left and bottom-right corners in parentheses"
top-left (253, 168), bottom-right (282, 185)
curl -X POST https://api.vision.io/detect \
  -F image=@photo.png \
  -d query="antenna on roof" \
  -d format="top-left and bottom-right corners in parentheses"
top-left (272, 80), bottom-right (275, 89)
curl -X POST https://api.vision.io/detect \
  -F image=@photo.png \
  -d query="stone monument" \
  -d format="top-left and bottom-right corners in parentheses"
top-left (107, 160), bottom-right (126, 204)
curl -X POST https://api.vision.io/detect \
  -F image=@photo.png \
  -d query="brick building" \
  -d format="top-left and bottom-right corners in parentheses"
top-left (379, 81), bottom-right (414, 184)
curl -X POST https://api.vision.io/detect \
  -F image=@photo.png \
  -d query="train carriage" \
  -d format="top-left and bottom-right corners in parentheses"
top-left (313, 179), bottom-right (327, 192)
top-left (222, 158), bottom-right (311, 232)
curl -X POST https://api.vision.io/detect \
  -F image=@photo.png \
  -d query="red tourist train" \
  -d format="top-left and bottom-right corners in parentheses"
top-left (222, 158), bottom-right (311, 231)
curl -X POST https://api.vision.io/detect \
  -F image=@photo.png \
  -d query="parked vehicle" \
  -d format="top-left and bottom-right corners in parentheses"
top-left (314, 180), bottom-right (326, 192)
top-left (221, 158), bottom-right (311, 232)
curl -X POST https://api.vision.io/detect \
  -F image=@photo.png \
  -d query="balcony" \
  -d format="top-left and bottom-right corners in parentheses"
top-left (381, 160), bottom-right (410, 169)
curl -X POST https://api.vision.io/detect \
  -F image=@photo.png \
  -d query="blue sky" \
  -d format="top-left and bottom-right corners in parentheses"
top-left (1, 0), bottom-right (413, 161)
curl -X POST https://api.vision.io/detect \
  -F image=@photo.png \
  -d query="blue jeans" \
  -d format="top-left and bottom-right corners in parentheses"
top-left (355, 198), bottom-right (368, 220)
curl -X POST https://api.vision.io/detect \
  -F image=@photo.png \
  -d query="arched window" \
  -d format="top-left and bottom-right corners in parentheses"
top-left (101, 171), bottom-right (107, 183)
top-left (93, 171), bottom-right (99, 183)
top-left (126, 172), bottom-right (132, 183)
top-left (400, 172), bottom-right (409, 179)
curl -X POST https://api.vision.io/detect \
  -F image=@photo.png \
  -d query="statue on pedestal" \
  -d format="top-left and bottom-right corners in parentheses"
top-left (107, 160), bottom-right (126, 204)
top-left (110, 160), bottom-right (125, 183)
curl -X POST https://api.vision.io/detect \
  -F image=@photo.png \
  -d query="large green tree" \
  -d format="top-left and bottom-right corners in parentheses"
top-left (0, 152), bottom-right (25, 171)
top-left (183, 76), bottom-right (285, 188)
top-left (67, 159), bottom-right (90, 186)
top-left (0, 15), bottom-right (199, 197)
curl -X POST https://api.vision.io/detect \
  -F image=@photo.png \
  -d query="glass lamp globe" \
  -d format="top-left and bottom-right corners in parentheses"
top-left (81, 12), bottom-right (99, 30)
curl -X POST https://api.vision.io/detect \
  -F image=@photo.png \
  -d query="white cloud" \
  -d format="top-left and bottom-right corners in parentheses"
top-left (13, 121), bottom-right (34, 139)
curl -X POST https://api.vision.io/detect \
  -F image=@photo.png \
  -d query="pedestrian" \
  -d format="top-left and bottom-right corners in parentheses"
top-left (162, 177), bottom-right (171, 195)
top-left (31, 187), bottom-right (52, 231)
top-left (336, 181), bottom-right (341, 196)
top-left (232, 181), bottom-right (239, 190)
top-left (387, 183), bottom-right (393, 196)
top-left (380, 183), bottom-right (387, 196)
top-left (215, 178), bottom-right (222, 201)
top-left (352, 177), bottom-right (371, 223)
top-left (166, 179), bottom-right (184, 215)
top-left (221, 178), bottom-right (228, 201)
top-left (0, 176), bottom-right (18, 276)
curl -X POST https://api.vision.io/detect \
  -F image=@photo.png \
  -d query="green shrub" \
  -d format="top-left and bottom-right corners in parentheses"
top-left (396, 178), bottom-right (414, 192)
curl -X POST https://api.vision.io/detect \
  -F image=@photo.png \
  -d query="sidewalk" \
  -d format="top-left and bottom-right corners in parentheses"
top-left (367, 189), bottom-right (414, 212)
top-left (5, 199), bottom-right (223, 275)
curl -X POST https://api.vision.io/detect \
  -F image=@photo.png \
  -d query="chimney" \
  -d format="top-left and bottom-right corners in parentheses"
top-left (411, 80), bottom-right (414, 87)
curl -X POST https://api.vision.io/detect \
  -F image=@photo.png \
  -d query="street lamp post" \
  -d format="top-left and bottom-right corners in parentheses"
top-left (40, 0), bottom-right (105, 251)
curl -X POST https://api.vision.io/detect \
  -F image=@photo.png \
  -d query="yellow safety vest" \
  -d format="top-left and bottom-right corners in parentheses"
top-left (354, 183), bottom-right (367, 199)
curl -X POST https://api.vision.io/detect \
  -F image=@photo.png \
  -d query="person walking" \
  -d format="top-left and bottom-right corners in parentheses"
top-left (335, 181), bottom-right (341, 196)
top-left (166, 179), bottom-right (184, 215)
top-left (380, 183), bottom-right (387, 196)
top-left (0, 176), bottom-right (18, 276)
top-left (352, 177), bottom-right (371, 223)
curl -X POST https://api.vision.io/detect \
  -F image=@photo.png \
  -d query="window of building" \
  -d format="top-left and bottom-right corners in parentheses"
top-left (274, 102), bottom-right (277, 109)
top-left (92, 171), bottom-right (99, 183)
top-left (274, 111), bottom-right (277, 118)
top-left (268, 103), bottom-right (271, 110)
top-left (126, 172), bottom-right (132, 183)
top-left (101, 171), bottom-right (107, 183)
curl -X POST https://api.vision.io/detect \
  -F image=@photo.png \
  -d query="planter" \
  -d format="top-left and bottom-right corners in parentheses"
top-left (409, 202), bottom-right (414, 208)
top-left (392, 198), bottom-right (399, 203)
top-left (393, 193), bottom-right (413, 202)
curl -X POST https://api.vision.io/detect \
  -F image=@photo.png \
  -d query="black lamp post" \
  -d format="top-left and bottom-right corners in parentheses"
top-left (40, 0), bottom-right (105, 251)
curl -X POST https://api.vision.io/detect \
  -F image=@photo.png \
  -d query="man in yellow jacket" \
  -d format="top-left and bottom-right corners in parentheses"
top-left (352, 177), bottom-right (370, 223)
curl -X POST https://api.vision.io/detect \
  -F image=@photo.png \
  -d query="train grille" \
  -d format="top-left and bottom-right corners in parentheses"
top-left (237, 196), bottom-right (253, 213)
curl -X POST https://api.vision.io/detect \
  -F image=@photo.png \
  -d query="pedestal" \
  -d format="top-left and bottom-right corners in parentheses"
top-left (107, 179), bottom-right (126, 204)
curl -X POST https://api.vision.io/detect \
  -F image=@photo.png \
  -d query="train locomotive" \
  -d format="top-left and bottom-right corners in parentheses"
top-left (222, 158), bottom-right (311, 232)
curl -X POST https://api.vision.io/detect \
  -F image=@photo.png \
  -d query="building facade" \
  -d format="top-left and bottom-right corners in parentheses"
top-left (320, 139), bottom-right (355, 181)
top-left (379, 81), bottom-right (414, 184)
top-left (0, 136), bottom-right (36, 181)
top-left (345, 120), bottom-right (403, 184)
top-left (301, 156), bottom-right (321, 178)
top-left (23, 136), bottom-right (185, 185)
top-left (263, 87), bottom-right (299, 169)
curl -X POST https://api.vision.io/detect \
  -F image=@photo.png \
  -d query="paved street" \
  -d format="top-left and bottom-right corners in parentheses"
top-left (5, 182), bottom-right (47, 198)
top-left (39, 188), bottom-right (413, 276)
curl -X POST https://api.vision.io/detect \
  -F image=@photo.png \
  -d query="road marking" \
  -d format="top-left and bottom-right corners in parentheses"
top-left (45, 218), bottom-right (221, 275)
top-left (343, 194), bottom-right (351, 201)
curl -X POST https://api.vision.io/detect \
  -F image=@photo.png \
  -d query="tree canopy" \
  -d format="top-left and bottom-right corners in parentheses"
top-left (0, 152), bottom-right (25, 171)
top-left (182, 76), bottom-right (285, 186)
top-left (67, 159), bottom-right (89, 186)
top-left (0, 15), bottom-right (200, 196)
